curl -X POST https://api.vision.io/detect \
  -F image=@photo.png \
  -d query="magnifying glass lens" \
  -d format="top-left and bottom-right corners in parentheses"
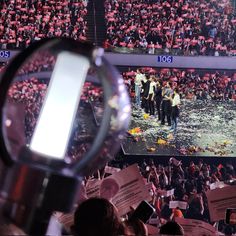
top-left (3, 44), bottom-right (103, 168)
top-left (0, 38), bottom-right (130, 176)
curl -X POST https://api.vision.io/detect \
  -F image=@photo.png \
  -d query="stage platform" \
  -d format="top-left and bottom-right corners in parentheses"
top-left (121, 100), bottom-right (236, 158)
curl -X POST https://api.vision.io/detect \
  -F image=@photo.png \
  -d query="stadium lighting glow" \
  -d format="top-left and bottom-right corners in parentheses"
top-left (30, 52), bottom-right (90, 159)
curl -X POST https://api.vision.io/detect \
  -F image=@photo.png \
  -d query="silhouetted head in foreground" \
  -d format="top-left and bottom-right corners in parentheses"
top-left (72, 197), bottom-right (124, 236)
top-left (159, 221), bottom-right (184, 235)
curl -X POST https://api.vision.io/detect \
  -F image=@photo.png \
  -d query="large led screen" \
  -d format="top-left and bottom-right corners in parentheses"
top-left (121, 67), bottom-right (236, 157)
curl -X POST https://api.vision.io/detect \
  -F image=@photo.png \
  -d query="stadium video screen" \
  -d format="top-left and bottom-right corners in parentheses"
top-left (121, 67), bottom-right (236, 157)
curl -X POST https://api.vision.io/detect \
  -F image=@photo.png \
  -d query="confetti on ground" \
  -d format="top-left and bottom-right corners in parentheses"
top-left (128, 127), bottom-right (142, 135)
top-left (122, 100), bottom-right (236, 157)
top-left (147, 147), bottom-right (156, 152)
top-left (157, 138), bottom-right (168, 145)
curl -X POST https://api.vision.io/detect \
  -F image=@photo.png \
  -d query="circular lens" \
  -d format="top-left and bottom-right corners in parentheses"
top-left (0, 38), bottom-right (130, 176)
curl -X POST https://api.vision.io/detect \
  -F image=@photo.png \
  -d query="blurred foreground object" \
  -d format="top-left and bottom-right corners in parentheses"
top-left (0, 38), bottom-right (130, 235)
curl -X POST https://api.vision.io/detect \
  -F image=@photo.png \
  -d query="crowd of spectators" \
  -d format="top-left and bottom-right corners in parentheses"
top-left (104, 0), bottom-right (236, 56)
top-left (17, 52), bottom-right (56, 75)
top-left (1, 0), bottom-right (236, 56)
top-left (8, 78), bottom-right (48, 140)
top-left (127, 158), bottom-right (236, 234)
top-left (0, 0), bottom-right (88, 49)
top-left (55, 158), bottom-right (236, 235)
top-left (122, 67), bottom-right (236, 101)
top-left (70, 196), bottom-right (184, 235)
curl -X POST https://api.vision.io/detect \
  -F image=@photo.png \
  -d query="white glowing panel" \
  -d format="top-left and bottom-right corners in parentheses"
top-left (30, 52), bottom-right (90, 159)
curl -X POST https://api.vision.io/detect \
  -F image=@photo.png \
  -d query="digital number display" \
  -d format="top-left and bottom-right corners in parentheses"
top-left (157, 55), bottom-right (173, 63)
top-left (0, 51), bottom-right (10, 58)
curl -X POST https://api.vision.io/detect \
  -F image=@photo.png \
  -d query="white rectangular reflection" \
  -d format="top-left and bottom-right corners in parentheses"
top-left (30, 51), bottom-right (90, 159)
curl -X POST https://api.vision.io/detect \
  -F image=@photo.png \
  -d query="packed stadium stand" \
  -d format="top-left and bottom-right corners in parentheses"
top-left (0, 0), bottom-right (88, 49)
top-left (122, 67), bottom-right (236, 101)
top-left (1, 0), bottom-right (236, 56)
top-left (104, 0), bottom-right (236, 55)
